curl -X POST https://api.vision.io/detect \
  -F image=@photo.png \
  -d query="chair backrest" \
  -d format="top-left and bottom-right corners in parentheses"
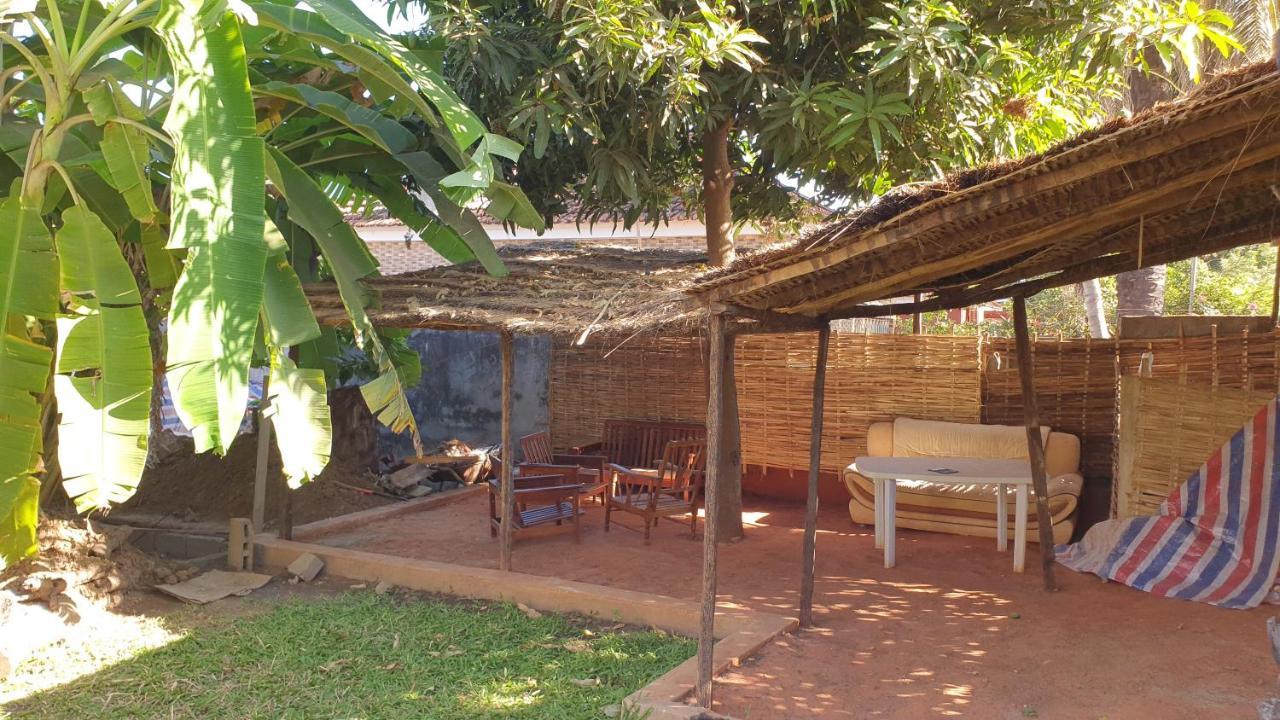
top-left (519, 431), bottom-right (555, 464)
top-left (514, 467), bottom-right (580, 490)
top-left (601, 420), bottom-right (706, 468)
top-left (658, 439), bottom-right (707, 498)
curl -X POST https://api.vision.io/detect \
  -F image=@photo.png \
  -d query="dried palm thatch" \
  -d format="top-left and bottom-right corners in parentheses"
top-left (694, 62), bottom-right (1280, 318)
top-left (305, 243), bottom-right (706, 337)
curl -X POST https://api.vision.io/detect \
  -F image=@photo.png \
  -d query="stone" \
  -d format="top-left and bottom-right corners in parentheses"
top-left (406, 485), bottom-right (434, 498)
top-left (387, 464), bottom-right (431, 490)
top-left (374, 580), bottom-right (394, 595)
top-left (1259, 697), bottom-right (1280, 720)
top-left (287, 553), bottom-right (325, 583)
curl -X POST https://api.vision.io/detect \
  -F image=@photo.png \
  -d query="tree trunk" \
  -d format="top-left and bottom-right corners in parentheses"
top-left (1080, 279), bottom-right (1110, 339)
top-left (1115, 47), bottom-right (1177, 319)
top-left (702, 117), bottom-right (735, 267)
top-left (715, 333), bottom-right (744, 541)
top-left (1116, 265), bottom-right (1167, 318)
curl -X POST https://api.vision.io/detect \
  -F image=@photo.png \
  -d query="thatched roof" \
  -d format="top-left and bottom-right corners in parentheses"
top-left (693, 62), bottom-right (1280, 319)
top-left (306, 243), bottom-right (706, 336)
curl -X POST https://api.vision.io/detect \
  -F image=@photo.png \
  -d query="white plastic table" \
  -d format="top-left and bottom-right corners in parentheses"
top-left (851, 456), bottom-right (1032, 572)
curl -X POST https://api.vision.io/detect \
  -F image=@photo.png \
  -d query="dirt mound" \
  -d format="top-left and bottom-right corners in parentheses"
top-left (0, 517), bottom-right (196, 677)
top-left (118, 432), bottom-right (392, 528)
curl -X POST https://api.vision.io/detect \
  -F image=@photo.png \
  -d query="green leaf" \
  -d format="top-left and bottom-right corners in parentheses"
top-left (262, 220), bottom-right (321, 347)
top-left (157, 0), bottom-right (268, 454)
top-left (484, 181), bottom-right (546, 231)
top-left (264, 147), bottom-right (421, 446)
top-left (249, 0), bottom-right (484, 151)
top-left (395, 151), bottom-right (507, 276)
top-left (268, 354), bottom-right (331, 487)
top-left (0, 474), bottom-right (39, 570)
top-left (101, 123), bottom-right (158, 222)
top-left (254, 81), bottom-right (416, 154)
top-left (140, 223), bottom-right (178, 290)
top-left (54, 205), bottom-right (153, 513)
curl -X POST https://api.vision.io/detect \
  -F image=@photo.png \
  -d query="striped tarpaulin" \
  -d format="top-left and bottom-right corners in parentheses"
top-left (1059, 398), bottom-right (1280, 609)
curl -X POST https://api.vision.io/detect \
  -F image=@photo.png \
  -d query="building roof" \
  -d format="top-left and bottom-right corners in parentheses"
top-left (306, 243), bottom-right (706, 336)
top-left (692, 62), bottom-right (1280, 319)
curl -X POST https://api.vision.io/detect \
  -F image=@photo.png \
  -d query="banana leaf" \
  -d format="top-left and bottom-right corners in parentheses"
top-left (267, 354), bottom-right (330, 487)
top-left (54, 205), bottom-right (152, 512)
top-left (157, 0), bottom-right (267, 453)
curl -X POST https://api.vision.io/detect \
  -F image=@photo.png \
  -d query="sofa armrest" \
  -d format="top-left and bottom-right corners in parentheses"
top-left (1046, 471), bottom-right (1084, 499)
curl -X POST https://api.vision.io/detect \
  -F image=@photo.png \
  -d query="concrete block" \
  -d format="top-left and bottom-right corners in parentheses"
top-left (387, 464), bottom-right (431, 490)
top-left (228, 518), bottom-right (253, 571)
top-left (287, 553), bottom-right (324, 583)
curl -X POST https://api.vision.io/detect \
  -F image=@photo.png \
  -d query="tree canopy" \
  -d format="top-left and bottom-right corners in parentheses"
top-left (416, 0), bottom-right (1238, 263)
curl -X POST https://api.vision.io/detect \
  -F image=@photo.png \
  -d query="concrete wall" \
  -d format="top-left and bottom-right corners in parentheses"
top-left (378, 330), bottom-right (550, 461)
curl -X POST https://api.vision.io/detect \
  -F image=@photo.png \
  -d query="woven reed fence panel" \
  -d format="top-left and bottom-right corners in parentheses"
top-left (1115, 375), bottom-right (1276, 518)
top-left (549, 335), bottom-right (707, 451)
top-left (983, 330), bottom-right (1279, 486)
top-left (552, 329), bottom-right (1279, 489)
top-left (550, 332), bottom-right (982, 471)
top-left (735, 333), bottom-right (982, 471)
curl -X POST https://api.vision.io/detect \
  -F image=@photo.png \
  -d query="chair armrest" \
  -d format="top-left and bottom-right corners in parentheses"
top-left (573, 442), bottom-right (604, 455)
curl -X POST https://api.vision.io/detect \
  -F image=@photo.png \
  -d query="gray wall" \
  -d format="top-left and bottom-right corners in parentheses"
top-left (377, 330), bottom-right (550, 461)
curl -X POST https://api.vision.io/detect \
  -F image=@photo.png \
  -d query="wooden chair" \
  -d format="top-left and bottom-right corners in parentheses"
top-left (519, 431), bottom-right (607, 502)
top-left (605, 439), bottom-right (707, 544)
top-left (488, 468), bottom-right (585, 543)
top-left (518, 463), bottom-right (608, 505)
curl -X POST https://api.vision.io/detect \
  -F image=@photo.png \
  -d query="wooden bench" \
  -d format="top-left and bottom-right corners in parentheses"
top-left (575, 419), bottom-right (706, 469)
top-left (488, 468), bottom-right (585, 542)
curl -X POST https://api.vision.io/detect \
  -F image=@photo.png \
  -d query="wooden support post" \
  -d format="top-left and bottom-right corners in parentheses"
top-left (499, 330), bottom-right (515, 572)
top-left (252, 372), bottom-right (272, 533)
top-left (278, 469), bottom-right (293, 541)
top-left (912, 292), bottom-right (923, 334)
top-left (1012, 296), bottom-right (1059, 591)
top-left (697, 312), bottom-right (727, 708)
top-left (799, 322), bottom-right (831, 627)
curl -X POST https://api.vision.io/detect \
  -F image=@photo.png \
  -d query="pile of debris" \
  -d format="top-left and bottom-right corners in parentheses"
top-left (375, 439), bottom-right (497, 499)
top-left (0, 518), bottom-right (195, 677)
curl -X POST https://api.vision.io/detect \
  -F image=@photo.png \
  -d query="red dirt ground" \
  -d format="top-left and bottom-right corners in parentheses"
top-left (313, 495), bottom-right (1274, 719)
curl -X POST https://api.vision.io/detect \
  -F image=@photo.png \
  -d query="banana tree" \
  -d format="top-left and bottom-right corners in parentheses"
top-left (0, 0), bottom-right (541, 567)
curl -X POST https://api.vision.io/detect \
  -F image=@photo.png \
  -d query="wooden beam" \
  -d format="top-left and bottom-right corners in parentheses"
top-left (799, 323), bottom-right (831, 627)
top-left (1012, 296), bottom-right (1059, 592)
top-left (695, 87), bottom-right (1280, 302)
top-left (499, 330), bottom-right (515, 572)
top-left (911, 293), bottom-right (922, 334)
top-left (697, 312), bottom-right (728, 708)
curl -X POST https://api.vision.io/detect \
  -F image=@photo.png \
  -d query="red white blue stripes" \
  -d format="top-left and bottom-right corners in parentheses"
top-left (1059, 398), bottom-right (1280, 609)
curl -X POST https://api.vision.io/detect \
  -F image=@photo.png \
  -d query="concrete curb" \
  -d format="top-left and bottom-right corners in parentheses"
top-left (254, 535), bottom-right (794, 719)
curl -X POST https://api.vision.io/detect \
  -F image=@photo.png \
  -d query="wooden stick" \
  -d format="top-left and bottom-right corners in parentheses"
top-left (697, 312), bottom-right (727, 708)
top-left (1012, 296), bottom-right (1059, 591)
top-left (500, 330), bottom-right (515, 572)
top-left (912, 292), bottom-right (922, 334)
top-left (252, 371), bottom-right (272, 533)
top-left (799, 322), bottom-right (831, 627)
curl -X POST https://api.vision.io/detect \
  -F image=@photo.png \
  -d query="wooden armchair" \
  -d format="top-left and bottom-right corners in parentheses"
top-left (605, 439), bottom-right (707, 544)
top-left (519, 431), bottom-right (607, 502)
top-left (488, 468), bottom-right (585, 543)
top-left (518, 463), bottom-right (608, 505)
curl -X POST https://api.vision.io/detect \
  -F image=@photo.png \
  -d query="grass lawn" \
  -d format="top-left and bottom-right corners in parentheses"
top-left (4, 592), bottom-right (694, 719)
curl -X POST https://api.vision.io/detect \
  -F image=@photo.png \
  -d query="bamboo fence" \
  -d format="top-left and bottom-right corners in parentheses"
top-left (1115, 375), bottom-right (1276, 518)
top-left (549, 327), bottom-right (1280, 513)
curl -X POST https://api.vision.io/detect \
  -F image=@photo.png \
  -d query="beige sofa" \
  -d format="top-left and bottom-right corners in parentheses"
top-left (843, 418), bottom-right (1083, 545)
